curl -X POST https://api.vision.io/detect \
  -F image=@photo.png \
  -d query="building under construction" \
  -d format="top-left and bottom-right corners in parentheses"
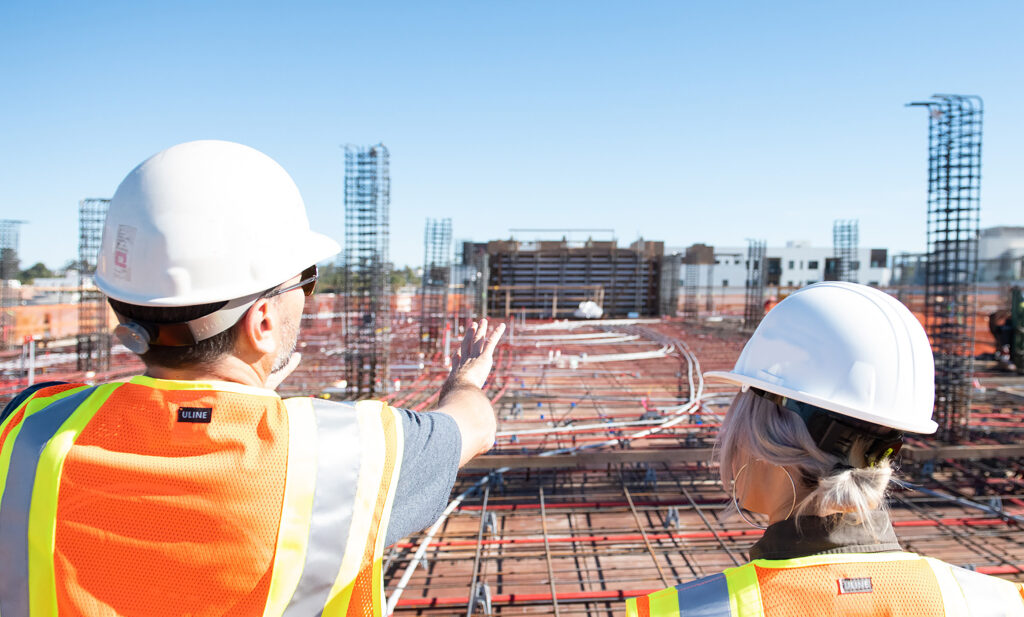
top-left (480, 237), bottom-right (674, 319)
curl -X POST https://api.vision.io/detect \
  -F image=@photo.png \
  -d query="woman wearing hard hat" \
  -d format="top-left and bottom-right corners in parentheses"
top-left (626, 282), bottom-right (1024, 616)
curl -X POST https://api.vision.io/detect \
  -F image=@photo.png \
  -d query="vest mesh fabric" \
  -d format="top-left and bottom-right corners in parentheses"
top-left (53, 382), bottom-right (289, 617)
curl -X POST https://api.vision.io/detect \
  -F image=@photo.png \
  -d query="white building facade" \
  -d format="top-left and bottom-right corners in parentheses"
top-left (669, 241), bottom-right (892, 293)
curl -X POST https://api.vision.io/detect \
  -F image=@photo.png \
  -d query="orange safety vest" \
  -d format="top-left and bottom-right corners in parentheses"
top-left (0, 376), bottom-right (405, 617)
top-left (626, 551), bottom-right (1024, 617)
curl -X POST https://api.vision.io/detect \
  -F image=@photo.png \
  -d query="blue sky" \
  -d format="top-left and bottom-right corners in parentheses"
top-left (2, 1), bottom-right (1022, 270)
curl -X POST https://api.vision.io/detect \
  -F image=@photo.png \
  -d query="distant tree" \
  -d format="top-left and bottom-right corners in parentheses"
top-left (18, 262), bottom-right (54, 283)
top-left (390, 265), bottom-right (421, 289)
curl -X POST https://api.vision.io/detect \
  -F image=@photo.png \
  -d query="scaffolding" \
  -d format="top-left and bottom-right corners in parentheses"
top-left (420, 218), bottom-right (452, 354)
top-left (908, 94), bottom-right (983, 443)
top-left (833, 219), bottom-right (859, 283)
top-left (342, 144), bottom-right (391, 398)
top-left (0, 220), bottom-right (24, 350)
top-left (743, 239), bottom-right (766, 331)
top-left (77, 199), bottom-right (111, 372)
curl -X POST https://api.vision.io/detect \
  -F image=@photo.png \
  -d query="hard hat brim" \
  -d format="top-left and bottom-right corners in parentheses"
top-left (703, 370), bottom-right (939, 435)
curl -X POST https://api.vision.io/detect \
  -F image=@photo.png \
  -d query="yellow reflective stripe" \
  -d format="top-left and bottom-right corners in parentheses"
top-left (625, 597), bottom-right (640, 617)
top-left (725, 563), bottom-right (763, 617)
top-left (263, 398), bottom-right (319, 617)
top-left (323, 401), bottom-right (403, 616)
top-left (369, 405), bottom-right (403, 613)
top-left (923, 557), bottom-right (970, 614)
top-left (0, 386), bottom-right (90, 510)
top-left (647, 585), bottom-right (680, 615)
top-left (128, 375), bottom-right (281, 397)
top-left (27, 383), bottom-right (119, 617)
top-left (750, 551), bottom-right (921, 569)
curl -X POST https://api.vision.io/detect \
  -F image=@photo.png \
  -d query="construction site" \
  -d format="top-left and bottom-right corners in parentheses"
top-left (2, 94), bottom-right (1024, 615)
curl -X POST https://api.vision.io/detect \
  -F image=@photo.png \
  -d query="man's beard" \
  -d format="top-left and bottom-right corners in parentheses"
top-left (270, 312), bottom-right (301, 373)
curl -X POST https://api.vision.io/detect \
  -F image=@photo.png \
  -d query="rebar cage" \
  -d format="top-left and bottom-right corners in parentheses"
top-left (342, 144), bottom-right (392, 398)
top-left (743, 239), bottom-right (766, 331)
top-left (77, 199), bottom-right (111, 372)
top-left (420, 218), bottom-right (452, 354)
top-left (909, 94), bottom-right (983, 442)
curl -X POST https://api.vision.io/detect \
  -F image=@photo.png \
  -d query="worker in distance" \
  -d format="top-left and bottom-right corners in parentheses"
top-left (0, 139), bottom-right (504, 617)
top-left (627, 282), bottom-right (1024, 616)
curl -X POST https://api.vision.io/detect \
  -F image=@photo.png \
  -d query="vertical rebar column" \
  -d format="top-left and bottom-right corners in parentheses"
top-left (342, 144), bottom-right (391, 398)
top-left (0, 220), bottom-right (25, 350)
top-left (658, 253), bottom-right (681, 316)
top-left (705, 259), bottom-right (715, 313)
top-left (909, 94), bottom-right (983, 443)
top-left (682, 263), bottom-right (698, 319)
top-left (743, 239), bottom-right (766, 330)
top-left (833, 219), bottom-right (859, 283)
top-left (77, 199), bottom-right (111, 372)
top-left (420, 218), bottom-right (452, 354)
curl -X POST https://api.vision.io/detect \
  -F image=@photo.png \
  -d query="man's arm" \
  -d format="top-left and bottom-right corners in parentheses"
top-left (434, 319), bottom-right (505, 467)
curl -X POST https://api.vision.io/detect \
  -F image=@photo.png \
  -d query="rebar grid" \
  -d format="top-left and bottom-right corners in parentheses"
top-left (742, 239), bottom-right (766, 331)
top-left (0, 219), bottom-right (24, 350)
top-left (658, 254), bottom-right (681, 317)
top-left (420, 218), bottom-right (452, 354)
top-left (909, 95), bottom-right (983, 442)
top-left (77, 199), bottom-right (111, 371)
top-left (341, 144), bottom-right (391, 398)
top-left (681, 264), bottom-right (698, 320)
top-left (832, 219), bottom-right (859, 283)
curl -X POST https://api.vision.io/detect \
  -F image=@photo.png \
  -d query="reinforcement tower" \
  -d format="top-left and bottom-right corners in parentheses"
top-left (743, 239), bottom-right (766, 330)
top-left (833, 219), bottom-right (859, 283)
top-left (77, 199), bottom-right (111, 371)
top-left (420, 218), bottom-right (452, 354)
top-left (908, 94), bottom-right (983, 442)
top-left (0, 220), bottom-right (25, 350)
top-left (342, 144), bottom-right (391, 398)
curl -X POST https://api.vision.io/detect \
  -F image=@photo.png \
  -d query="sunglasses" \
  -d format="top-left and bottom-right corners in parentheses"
top-left (265, 265), bottom-right (318, 299)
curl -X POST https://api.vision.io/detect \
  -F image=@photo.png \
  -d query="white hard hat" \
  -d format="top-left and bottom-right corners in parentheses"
top-left (95, 140), bottom-right (340, 307)
top-left (706, 282), bottom-right (937, 434)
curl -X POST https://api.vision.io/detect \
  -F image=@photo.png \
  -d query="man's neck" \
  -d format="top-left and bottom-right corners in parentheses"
top-left (144, 356), bottom-right (269, 388)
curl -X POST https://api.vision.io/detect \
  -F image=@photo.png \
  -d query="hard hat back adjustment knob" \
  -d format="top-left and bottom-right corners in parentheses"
top-left (114, 322), bottom-right (153, 355)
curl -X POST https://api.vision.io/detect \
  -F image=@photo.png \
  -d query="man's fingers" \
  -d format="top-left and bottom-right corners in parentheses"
top-left (462, 320), bottom-right (476, 357)
top-left (482, 323), bottom-right (506, 357)
top-left (471, 318), bottom-right (489, 355)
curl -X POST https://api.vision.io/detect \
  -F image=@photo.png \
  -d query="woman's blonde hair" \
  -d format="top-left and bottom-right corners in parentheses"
top-left (717, 389), bottom-right (892, 527)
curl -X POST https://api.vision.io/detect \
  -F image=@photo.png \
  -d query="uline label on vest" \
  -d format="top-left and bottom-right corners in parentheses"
top-left (838, 577), bottom-right (873, 594)
top-left (177, 407), bottom-right (213, 423)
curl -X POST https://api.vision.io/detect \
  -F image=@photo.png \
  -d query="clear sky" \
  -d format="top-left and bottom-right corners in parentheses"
top-left (2, 1), bottom-right (1022, 271)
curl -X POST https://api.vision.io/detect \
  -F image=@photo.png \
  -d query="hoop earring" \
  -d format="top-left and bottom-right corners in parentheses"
top-left (731, 462), bottom-right (798, 529)
top-left (732, 462), bottom-right (767, 530)
top-left (780, 465), bottom-right (797, 521)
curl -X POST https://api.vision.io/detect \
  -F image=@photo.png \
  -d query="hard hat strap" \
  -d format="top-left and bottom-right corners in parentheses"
top-left (750, 388), bottom-right (904, 468)
top-left (112, 291), bottom-right (264, 352)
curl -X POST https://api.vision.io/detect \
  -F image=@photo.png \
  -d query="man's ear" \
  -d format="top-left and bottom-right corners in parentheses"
top-left (238, 298), bottom-right (278, 356)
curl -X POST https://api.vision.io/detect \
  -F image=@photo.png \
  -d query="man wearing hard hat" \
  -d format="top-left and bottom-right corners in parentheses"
top-left (0, 140), bottom-right (504, 617)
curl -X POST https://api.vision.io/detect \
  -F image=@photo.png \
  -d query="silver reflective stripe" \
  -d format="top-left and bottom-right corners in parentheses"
top-left (282, 399), bottom-right (363, 617)
top-left (950, 566), bottom-right (1024, 617)
top-left (0, 386), bottom-right (96, 617)
top-left (677, 572), bottom-right (731, 617)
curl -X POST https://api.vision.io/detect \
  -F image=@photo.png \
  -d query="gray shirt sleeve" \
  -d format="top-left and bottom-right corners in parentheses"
top-left (384, 408), bottom-right (461, 546)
